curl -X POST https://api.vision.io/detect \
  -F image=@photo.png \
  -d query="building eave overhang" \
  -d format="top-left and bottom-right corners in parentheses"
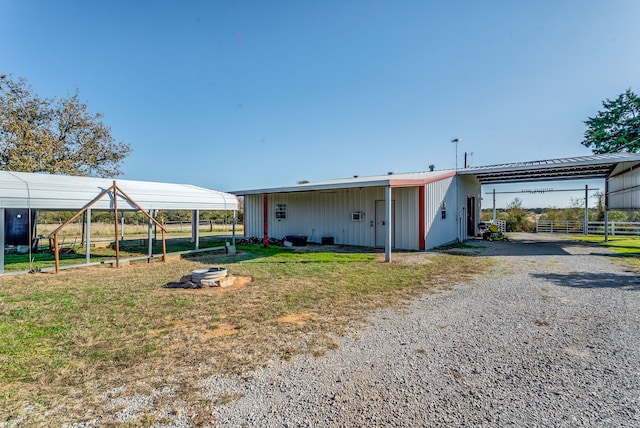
top-left (231, 171), bottom-right (456, 195)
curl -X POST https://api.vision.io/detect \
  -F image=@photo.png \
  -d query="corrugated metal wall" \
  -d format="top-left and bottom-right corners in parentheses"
top-left (608, 163), bottom-right (640, 210)
top-left (244, 177), bottom-right (481, 251)
top-left (244, 186), bottom-right (419, 249)
top-left (424, 176), bottom-right (456, 249)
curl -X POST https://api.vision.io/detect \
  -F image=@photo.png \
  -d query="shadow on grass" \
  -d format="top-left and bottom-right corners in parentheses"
top-left (531, 271), bottom-right (640, 291)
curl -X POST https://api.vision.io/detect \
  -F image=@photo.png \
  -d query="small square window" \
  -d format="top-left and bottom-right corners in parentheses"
top-left (352, 212), bottom-right (365, 221)
top-left (275, 204), bottom-right (287, 219)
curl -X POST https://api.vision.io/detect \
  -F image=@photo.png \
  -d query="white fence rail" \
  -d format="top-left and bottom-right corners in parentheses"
top-left (536, 220), bottom-right (640, 235)
top-left (536, 220), bottom-right (584, 234)
top-left (587, 221), bottom-right (640, 236)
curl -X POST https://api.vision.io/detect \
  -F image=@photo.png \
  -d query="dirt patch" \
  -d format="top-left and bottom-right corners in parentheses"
top-left (391, 253), bottom-right (437, 265)
top-left (198, 276), bottom-right (252, 294)
top-left (276, 312), bottom-right (317, 326)
top-left (164, 276), bottom-right (252, 293)
top-left (202, 323), bottom-right (238, 339)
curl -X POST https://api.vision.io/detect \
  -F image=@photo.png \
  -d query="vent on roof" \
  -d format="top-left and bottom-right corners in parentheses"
top-left (353, 175), bottom-right (359, 178)
top-left (387, 172), bottom-right (393, 175)
top-left (429, 165), bottom-right (435, 171)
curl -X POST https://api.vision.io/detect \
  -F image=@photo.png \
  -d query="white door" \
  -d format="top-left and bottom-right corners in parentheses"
top-left (375, 200), bottom-right (395, 248)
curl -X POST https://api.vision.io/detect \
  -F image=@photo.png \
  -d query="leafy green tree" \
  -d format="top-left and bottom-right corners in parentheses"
top-left (582, 89), bottom-right (640, 154)
top-left (505, 197), bottom-right (535, 232)
top-left (0, 74), bottom-right (131, 177)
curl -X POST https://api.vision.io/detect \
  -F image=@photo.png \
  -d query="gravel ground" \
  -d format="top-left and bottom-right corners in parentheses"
top-left (194, 233), bottom-right (640, 427)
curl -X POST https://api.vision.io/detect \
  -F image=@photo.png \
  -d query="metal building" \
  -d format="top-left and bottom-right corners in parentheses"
top-left (234, 170), bottom-right (481, 261)
top-left (233, 153), bottom-right (640, 261)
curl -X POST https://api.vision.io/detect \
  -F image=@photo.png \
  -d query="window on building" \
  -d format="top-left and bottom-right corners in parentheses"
top-left (275, 204), bottom-right (287, 219)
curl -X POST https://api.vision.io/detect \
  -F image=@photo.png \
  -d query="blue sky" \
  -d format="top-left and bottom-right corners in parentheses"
top-left (2, 1), bottom-right (639, 208)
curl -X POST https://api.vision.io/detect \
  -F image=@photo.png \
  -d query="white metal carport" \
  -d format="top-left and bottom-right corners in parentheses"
top-left (0, 171), bottom-right (238, 274)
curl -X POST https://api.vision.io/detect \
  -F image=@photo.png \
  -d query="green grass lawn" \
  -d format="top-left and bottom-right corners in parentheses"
top-left (2, 235), bottom-right (233, 272)
top-left (0, 245), bottom-right (489, 425)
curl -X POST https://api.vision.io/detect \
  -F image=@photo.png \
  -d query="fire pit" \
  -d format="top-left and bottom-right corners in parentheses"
top-left (192, 267), bottom-right (227, 285)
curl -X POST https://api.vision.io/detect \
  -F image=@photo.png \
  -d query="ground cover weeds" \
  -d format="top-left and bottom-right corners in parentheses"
top-left (0, 245), bottom-right (488, 425)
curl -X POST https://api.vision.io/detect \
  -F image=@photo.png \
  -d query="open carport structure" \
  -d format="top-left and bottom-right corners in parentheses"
top-left (458, 153), bottom-right (640, 239)
top-left (0, 171), bottom-right (238, 274)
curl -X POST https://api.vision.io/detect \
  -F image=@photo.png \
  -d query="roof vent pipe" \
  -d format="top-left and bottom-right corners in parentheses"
top-left (429, 165), bottom-right (435, 171)
top-left (387, 172), bottom-right (393, 175)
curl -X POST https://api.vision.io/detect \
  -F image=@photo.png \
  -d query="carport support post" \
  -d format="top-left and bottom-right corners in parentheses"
top-left (232, 209), bottom-right (237, 247)
top-left (263, 193), bottom-right (269, 247)
top-left (604, 179), bottom-right (609, 242)
top-left (0, 208), bottom-right (4, 274)
top-left (85, 208), bottom-right (91, 265)
top-left (492, 188), bottom-right (496, 223)
top-left (147, 210), bottom-right (153, 260)
top-left (385, 185), bottom-right (392, 262)
top-left (191, 209), bottom-right (199, 250)
top-left (584, 185), bottom-right (589, 235)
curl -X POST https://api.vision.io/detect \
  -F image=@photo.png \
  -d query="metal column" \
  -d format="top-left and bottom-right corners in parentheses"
top-left (604, 179), bottom-right (609, 242)
top-left (492, 189), bottom-right (496, 223)
top-left (0, 209), bottom-right (4, 274)
top-left (584, 185), bottom-right (589, 235)
top-left (385, 185), bottom-right (392, 262)
top-left (232, 209), bottom-right (237, 247)
top-left (192, 209), bottom-right (199, 250)
top-left (148, 210), bottom-right (154, 259)
top-left (85, 208), bottom-right (91, 265)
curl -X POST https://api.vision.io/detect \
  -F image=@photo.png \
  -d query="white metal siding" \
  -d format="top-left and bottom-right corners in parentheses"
top-left (243, 186), bottom-right (420, 249)
top-left (608, 163), bottom-right (640, 210)
top-left (424, 176), bottom-right (456, 249)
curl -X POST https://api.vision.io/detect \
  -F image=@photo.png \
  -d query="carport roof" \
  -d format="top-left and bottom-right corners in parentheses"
top-left (0, 171), bottom-right (238, 211)
top-left (457, 153), bottom-right (640, 184)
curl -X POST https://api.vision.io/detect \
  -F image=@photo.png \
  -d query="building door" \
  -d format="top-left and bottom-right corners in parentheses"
top-left (375, 199), bottom-right (395, 248)
top-left (466, 197), bottom-right (476, 237)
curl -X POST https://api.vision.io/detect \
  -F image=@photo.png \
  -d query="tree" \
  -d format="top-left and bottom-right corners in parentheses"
top-left (582, 89), bottom-right (640, 154)
top-left (0, 74), bottom-right (131, 177)
top-left (505, 197), bottom-right (535, 232)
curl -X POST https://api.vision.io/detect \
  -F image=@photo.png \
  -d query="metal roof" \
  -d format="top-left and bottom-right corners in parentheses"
top-left (231, 170), bottom-right (457, 195)
top-left (457, 153), bottom-right (640, 184)
top-left (232, 153), bottom-right (640, 195)
top-left (0, 171), bottom-right (238, 211)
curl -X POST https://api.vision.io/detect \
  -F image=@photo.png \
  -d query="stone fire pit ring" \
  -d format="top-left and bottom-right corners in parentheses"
top-left (192, 267), bottom-right (228, 284)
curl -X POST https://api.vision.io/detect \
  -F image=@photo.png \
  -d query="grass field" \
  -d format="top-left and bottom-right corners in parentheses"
top-left (4, 223), bottom-right (242, 273)
top-left (0, 245), bottom-right (489, 426)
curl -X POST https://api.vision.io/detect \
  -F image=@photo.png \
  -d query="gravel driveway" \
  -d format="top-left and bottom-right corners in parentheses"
top-left (203, 233), bottom-right (640, 427)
